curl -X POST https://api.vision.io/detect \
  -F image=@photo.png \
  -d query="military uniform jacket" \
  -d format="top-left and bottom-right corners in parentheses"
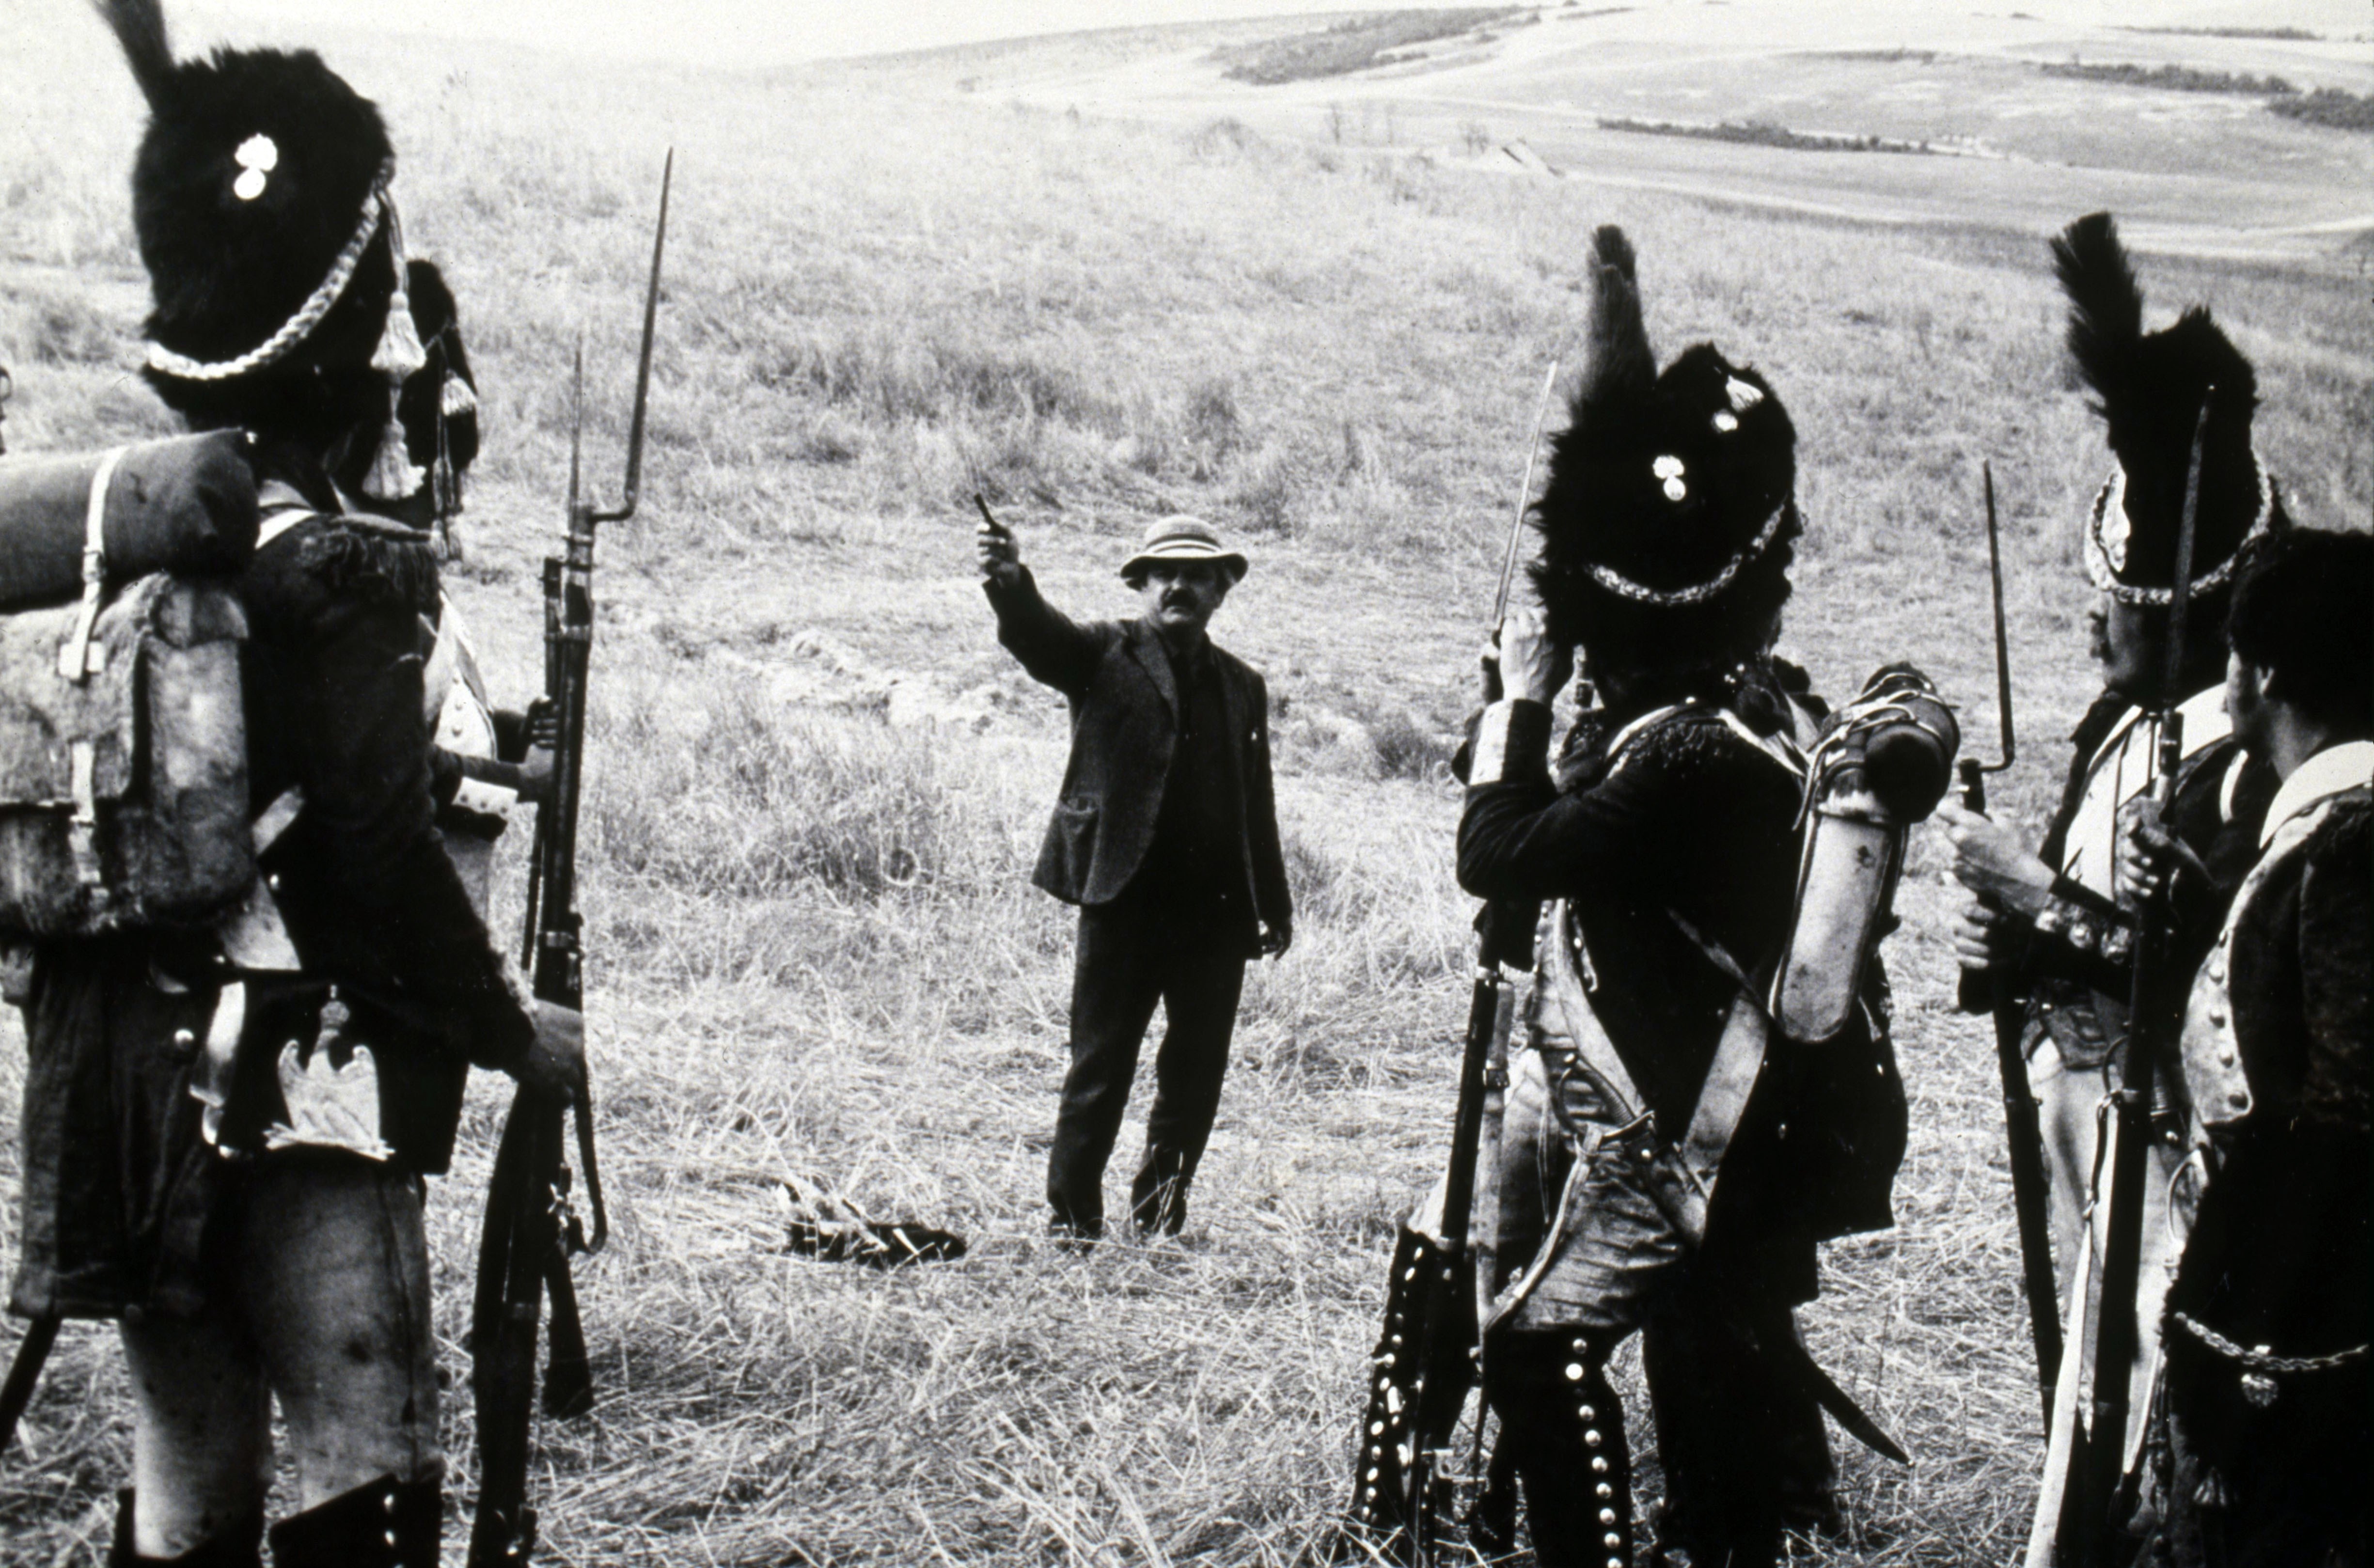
top-left (10, 453), bottom-right (532, 1320)
top-left (228, 473), bottom-right (535, 1160)
top-left (2161, 745), bottom-right (2370, 1474)
top-left (2018, 686), bottom-right (2276, 1072)
top-left (986, 566), bottom-right (1289, 951)
top-left (1458, 678), bottom-right (1907, 1304)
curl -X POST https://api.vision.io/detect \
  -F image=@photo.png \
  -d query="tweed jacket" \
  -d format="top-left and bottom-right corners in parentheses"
top-left (986, 567), bottom-right (1289, 945)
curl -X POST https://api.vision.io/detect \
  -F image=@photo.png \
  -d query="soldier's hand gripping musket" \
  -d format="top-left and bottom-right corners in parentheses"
top-left (469, 150), bottom-right (670, 1568)
top-left (1344, 358), bottom-right (1557, 1564)
top-left (1950, 464), bottom-right (2065, 1420)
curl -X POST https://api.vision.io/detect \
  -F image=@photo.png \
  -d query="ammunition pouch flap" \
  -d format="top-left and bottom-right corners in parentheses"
top-left (0, 575), bottom-right (252, 936)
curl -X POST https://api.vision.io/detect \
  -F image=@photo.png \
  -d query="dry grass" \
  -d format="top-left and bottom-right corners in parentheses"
top-left (0, 5), bottom-right (2368, 1565)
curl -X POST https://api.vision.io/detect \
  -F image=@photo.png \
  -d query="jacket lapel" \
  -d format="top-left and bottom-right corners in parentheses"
top-left (1128, 621), bottom-right (1179, 719)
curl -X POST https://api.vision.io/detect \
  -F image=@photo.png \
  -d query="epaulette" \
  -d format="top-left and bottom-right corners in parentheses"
top-left (1611, 700), bottom-right (1802, 784)
top-left (289, 515), bottom-right (441, 617)
top-left (2304, 785), bottom-right (2372, 857)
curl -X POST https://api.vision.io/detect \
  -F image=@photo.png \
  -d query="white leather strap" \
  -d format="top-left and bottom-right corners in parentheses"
top-left (57, 446), bottom-right (126, 683)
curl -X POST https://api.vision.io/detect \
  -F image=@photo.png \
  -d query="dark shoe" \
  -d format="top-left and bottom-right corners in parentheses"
top-left (1047, 1214), bottom-right (1102, 1254)
top-left (267, 1474), bottom-right (439, 1568)
top-left (1648, 1532), bottom-right (1779, 1568)
top-left (1462, 1442), bottom-right (1521, 1558)
top-left (1129, 1150), bottom-right (1192, 1236)
top-left (1780, 1491), bottom-right (1847, 1541)
top-left (109, 1488), bottom-right (266, 1568)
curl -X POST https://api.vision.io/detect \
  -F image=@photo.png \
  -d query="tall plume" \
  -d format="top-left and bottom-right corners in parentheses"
top-left (93, 0), bottom-right (176, 107)
top-left (2051, 211), bottom-right (2143, 402)
top-left (1576, 224), bottom-right (1655, 421)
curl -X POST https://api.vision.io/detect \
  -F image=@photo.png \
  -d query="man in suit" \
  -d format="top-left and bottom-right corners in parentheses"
top-left (977, 515), bottom-right (1291, 1242)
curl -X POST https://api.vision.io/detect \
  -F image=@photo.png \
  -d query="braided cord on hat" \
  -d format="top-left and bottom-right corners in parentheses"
top-left (1582, 497), bottom-right (1795, 607)
top-left (144, 159), bottom-right (395, 383)
top-left (2083, 459), bottom-right (2276, 606)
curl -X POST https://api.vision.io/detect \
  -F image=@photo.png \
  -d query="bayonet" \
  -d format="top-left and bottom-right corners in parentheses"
top-left (470, 149), bottom-right (671, 1568)
top-left (1490, 358), bottom-right (1562, 633)
top-left (566, 340), bottom-right (583, 522)
top-left (596, 148), bottom-right (671, 527)
top-left (1953, 462), bottom-right (2062, 1421)
top-left (1981, 462), bottom-right (2014, 776)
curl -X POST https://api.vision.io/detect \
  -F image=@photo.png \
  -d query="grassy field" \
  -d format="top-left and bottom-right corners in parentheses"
top-left (942, 0), bottom-right (2374, 257)
top-left (1, 2), bottom-right (2370, 1563)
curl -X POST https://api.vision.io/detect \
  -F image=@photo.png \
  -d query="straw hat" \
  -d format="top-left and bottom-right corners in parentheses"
top-left (1119, 516), bottom-right (1248, 586)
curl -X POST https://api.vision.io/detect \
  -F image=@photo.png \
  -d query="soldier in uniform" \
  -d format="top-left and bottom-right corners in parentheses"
top-left (7, 6), bottom-right (580, 1562)
top-left (1455, 227), bottom-right (1908, 1568)
top-left (1938, 213), bottom-right (2284, 1464)
top-left (2133, 529), bottom-right (2369, 1568)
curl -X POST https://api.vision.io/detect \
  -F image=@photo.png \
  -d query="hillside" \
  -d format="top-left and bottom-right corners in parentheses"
top-left (0, 2), bottom-right (2368, 1563)
top-left (851, 0), bottom-right (2374, 262)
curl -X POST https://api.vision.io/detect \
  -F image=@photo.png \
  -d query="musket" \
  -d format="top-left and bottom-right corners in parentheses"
top-left (1345, 358), bottom-right (1556, 1565)
top-left (469, 148), bottom-right (670, 1568)
top-left (1952, 463), bottom-right (2062, 1421)
top-left (2044, 390), bottom-right (2214, 1568)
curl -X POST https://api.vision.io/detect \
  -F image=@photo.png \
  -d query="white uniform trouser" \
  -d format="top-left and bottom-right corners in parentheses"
top-left (117, 1155), bottom-right (440, 1555)
top-left (2032, 1035), bottom-right (2185, 1462)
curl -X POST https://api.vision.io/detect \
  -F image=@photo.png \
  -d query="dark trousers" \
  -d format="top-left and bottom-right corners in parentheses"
top-left (1640, 1285), bottom-right (1836, 1564)
top-left (1485, 1286), bottom-right (1834, 1568)
top-left (1045, 894), bottom-right (1247, 1235)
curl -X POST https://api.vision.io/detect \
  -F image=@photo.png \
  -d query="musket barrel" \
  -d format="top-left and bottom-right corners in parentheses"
top-left (2074, 389), bottom-right (2214, 1556)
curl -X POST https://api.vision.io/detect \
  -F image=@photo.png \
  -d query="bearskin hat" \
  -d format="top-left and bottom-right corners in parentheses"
top-left (97, 0), bottom-right (427, 499)
top-left (2052, 212), bottom-right (2282, 606)
top-left (1531, 225), bottom-right (1801, 665)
